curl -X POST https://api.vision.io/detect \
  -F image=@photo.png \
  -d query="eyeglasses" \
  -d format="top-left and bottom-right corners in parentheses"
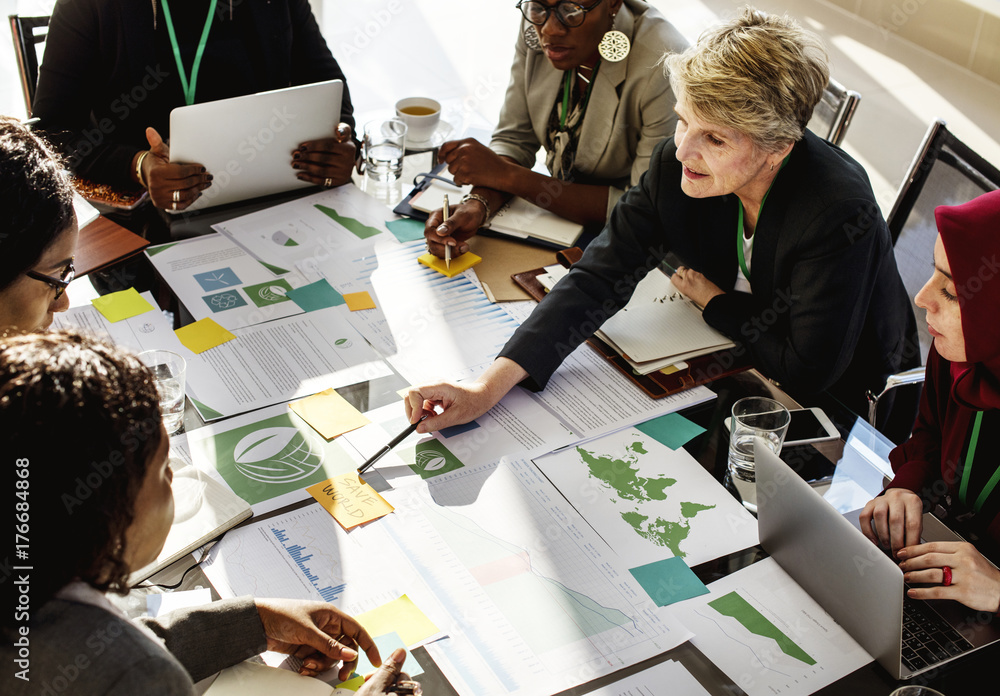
top-left (26, 258), bottom-right (75, 301)
top-left (516, 0), bottom-right (604, 28)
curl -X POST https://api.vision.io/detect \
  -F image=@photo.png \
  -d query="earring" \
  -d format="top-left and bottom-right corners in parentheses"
top-left (523, 25), bottom-right (541, 51)
top-left (598, 14), bottom-right (630, 62)
top-left (770, 162), bottom-right (775, 172)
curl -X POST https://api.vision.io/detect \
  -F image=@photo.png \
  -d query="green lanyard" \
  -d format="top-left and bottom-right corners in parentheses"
top-left (559, 60), bottom-right (601, 132)
top-left (160, 0), bottom-right (219, 106)
top-left (959, 410), bottom-right (1000, 514)
top-left (736, 155), bottom-right (789, 283)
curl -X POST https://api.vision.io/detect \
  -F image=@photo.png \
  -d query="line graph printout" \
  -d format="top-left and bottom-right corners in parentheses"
top-left (380, 456), bottom-right (692, 696)
top-left (670, 558), bottom-right (871, 696)
top-left (370, 240), bottom-right (520, 385)
top-left (534, 427), bottom-right (758, 568)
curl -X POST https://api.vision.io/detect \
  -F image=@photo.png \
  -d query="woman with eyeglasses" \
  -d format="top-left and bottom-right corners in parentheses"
top-left (0, 117), bottom-right (78, 331)
top-left (424, 0), bottom-right (687, 258)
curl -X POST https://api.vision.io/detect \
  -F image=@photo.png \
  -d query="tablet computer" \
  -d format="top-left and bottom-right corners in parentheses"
top-left (168, 79), bottom-right (343, 212)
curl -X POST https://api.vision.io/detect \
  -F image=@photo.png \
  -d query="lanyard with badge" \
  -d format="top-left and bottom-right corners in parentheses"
top-left (160, 0), bottom-right (219, 106)
top-left (736, 155), bottom-right (790, 284)
top-left (959, 411), bottom-right (1000, 514)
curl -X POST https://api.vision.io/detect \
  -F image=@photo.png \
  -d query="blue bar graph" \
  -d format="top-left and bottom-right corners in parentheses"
top-left (270, 527), bottom-right (345, 602)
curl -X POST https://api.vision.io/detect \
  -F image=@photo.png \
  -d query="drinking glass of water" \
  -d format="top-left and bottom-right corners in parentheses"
top-left (727, 396), bottom-right (790, 511)
top-left (139, 350), bottom-right (187, 435)
top-left (363, 118), bottom-right (407, 182)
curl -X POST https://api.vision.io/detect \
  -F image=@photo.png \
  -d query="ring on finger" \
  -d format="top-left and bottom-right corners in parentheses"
top-left (172, 189), bottom-right (180, 203)
top-left (942, 565), bottom-right (953, 586)
top-left (324, 177), bottom-right (333, 188)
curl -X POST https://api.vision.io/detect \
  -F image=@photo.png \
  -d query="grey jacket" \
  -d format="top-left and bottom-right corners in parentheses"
top-left (490, 0), bottom-right (688, 218)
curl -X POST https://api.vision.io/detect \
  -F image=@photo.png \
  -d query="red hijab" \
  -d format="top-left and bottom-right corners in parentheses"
top-left (936, 190), bottom-right (1000, 410)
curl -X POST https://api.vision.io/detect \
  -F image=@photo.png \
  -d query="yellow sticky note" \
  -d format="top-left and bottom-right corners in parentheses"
top-left (307, 472), bottom-right (394, 531)
top-left (334, 675), bottom-right (365, 692)
top-left (355, 595), bottom-right (440, 647)
top-left (91, 288), bottom-right (154, 323)
top-left (343, 291), bottom-right (377, 311)
top-left (289, 388), bottom-right (370, 440)
top-left (396, 386), bottom-right (412, 399)
top-left (174, 318), bottom-right (236, 354)
top-left (418, 252), bottom-right (482, 278)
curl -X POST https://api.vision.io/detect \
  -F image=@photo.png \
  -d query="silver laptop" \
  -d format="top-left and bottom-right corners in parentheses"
top-left (755, 438), bottom-right (1000, 679)
top-left (169, 79), bottom-right (343, 211)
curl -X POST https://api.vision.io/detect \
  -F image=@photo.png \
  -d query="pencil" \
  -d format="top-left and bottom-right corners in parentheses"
top-left (443, 194), bottom-right (451, 271)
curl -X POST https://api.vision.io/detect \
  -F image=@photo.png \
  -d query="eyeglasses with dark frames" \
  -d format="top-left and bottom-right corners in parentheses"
top-left (25, 258), bottom-right (75, 301)
top-left (516, 0), bottom-right (605, 28)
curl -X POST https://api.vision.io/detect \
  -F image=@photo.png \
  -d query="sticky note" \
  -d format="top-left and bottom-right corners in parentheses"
top-left (353, 632), bottom-right (409, 678)
top-left (174, 318), bottom-right (236, 353)
top-left (385, 218), bottom-right (426, 243)
top-left (307, 472), bottom-right (394, 530)
top-left (286, 279), bottom-right (345, 312)
top-left (439, 421), bottom-right (480, 438)
top-left (417, 252), bottom-right (482, 278)
top-left (629, 557), bottom-right (708, 606)
top-left (355, 595), bottom-right (441, 647)
top-left (333, 674), bottom-right (366, 692)
top-left (343, 291), bottom-right (377, 311)
top-left (635, 412), bottom-right (706, 450)
top-left (91, 287), bottom-right (154, 322)
top-left (289, 388), bottom-right (370, 440)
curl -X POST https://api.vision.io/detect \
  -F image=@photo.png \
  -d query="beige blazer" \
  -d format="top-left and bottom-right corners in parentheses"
top-left (490, 0), bottom-right (688, 218)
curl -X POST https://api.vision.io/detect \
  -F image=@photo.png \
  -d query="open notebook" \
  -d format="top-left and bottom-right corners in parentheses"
top-left (410, 179), bottom-right (583, 248)
top-left (130, 450), bottom-right (252, 583)
top-left (542, 266), bottom-right (735, 374)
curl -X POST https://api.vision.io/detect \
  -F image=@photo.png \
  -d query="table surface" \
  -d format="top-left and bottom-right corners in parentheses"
top-left (104, 170), bottom-right (993, 696)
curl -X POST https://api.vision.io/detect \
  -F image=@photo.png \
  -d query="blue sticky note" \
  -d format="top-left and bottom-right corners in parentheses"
top-left (286, 279), bottom-right (345, 312)
top-left (385, 218), bottom-right (426, 243)
top-left (439, 421), bottom-right (481, 438)
top-left (635, 412), bottom-right (706, 450)
top-left (629, 557), bottom-right (708, 606)
top-left (354, 632), bottom-right (424, 677)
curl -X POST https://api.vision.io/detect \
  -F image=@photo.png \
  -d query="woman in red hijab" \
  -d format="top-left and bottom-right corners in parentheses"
top-left (861, 189), bottom-right (1000, 613)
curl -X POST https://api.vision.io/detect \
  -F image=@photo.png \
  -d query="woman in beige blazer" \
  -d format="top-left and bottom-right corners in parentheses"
top-left (424, 0), bottom-right (687, 258)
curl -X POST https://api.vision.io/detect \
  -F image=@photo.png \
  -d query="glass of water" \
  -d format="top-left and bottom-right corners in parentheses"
top-left (139, 350), bottom-right (187, 435)
top-left (363, 118), bottom-right (407, 182)
top-left (727, 396), bottom-right (791, 511)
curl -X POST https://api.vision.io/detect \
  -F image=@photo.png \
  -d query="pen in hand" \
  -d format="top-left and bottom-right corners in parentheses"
top-left (443, 194), bottom-right (451, 271)
top-left (357, 413), bottom-right (430, 476)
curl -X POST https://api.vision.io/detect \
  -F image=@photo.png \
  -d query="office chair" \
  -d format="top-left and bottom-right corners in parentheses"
top-left (8, 15), bottom-right (49, 119)
top-left (867, 119), bottom-right (1000, 430)
top-left (808, 77), bottom-right (861, 147)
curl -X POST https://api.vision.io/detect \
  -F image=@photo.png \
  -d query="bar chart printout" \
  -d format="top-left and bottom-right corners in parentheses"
top-left (270, 526), bottom-right (345, 603)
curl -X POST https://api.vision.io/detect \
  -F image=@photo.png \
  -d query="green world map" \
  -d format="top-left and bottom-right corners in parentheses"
top-left (577, 441), bottom-right (715, 558)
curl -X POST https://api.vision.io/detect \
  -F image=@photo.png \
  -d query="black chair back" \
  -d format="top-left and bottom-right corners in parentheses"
top-left (8, 15), bottom-right (50, 118)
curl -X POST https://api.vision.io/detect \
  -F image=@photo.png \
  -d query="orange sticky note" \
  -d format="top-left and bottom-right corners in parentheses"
top-left (289, 388), bottom-right (370, 440)
top-left (418, 252), bottom-right (482, 278)
top-left (343, 291), bottom-right (377, 311)
top-left (307, 473), bottom-right (394, 530)
top-left (174, 318), bottom-right (236, 353)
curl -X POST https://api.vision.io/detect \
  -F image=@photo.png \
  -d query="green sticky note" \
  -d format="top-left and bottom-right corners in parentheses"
top-left (385, 218), bottom-right (426, 243)
top-left (333, 675), bottom-right (366, 692)
top-left (635, 412), bottom-right (706, 450)
top-left (286, 279), bottom-right (345, 312)
top-left (629, 557), bottom-right (708, 606)
top-left (91, 288), bottom-right (154, 323)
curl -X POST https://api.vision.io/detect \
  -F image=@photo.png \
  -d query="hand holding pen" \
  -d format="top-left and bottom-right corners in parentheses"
top-left (443, 194), bottom-right (451, 271)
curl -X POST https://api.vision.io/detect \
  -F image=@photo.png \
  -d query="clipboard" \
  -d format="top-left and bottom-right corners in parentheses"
top-left (512, 249), bottom-right (750, 398)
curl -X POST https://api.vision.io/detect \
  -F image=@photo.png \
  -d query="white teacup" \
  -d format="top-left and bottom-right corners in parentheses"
top-left (395, 97), bottom-right (441, 144)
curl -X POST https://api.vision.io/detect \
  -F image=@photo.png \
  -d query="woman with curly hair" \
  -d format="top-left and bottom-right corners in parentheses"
top-left (0, 331), bottom-right (410, 695)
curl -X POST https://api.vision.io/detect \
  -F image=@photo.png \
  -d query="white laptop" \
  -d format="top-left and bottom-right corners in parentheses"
top-left (756, 438), bottom-right (1000, 680)
top-left (169, 79), bottom-right (343, 211)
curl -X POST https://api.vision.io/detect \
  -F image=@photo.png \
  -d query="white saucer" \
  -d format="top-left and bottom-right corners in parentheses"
top-left (406, 120), bottom-right (454, 150)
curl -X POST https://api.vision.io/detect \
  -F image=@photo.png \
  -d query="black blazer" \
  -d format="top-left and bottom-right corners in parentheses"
top-left (500, 132), bottom-right (918, 411)
top-left (33, 0), bottom-right (354, 186)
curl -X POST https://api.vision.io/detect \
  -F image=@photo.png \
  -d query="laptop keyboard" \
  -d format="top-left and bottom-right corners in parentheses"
top-left (901, 592), bottom-right (973, 672)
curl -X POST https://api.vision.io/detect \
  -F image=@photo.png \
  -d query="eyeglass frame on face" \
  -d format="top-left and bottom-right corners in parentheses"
top-left (25, 258), bottom-right (75, 301)
top-left (516, 0), bottom-right (605, 28)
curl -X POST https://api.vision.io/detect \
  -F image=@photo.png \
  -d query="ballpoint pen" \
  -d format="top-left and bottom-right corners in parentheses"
top-left (357, 413), bottom-right (429, 476)
top-left (443, 194), bottom-right (451, 271)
